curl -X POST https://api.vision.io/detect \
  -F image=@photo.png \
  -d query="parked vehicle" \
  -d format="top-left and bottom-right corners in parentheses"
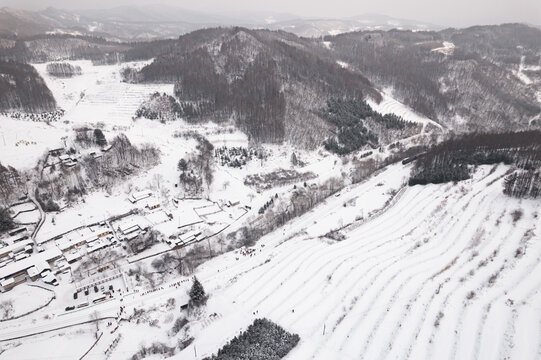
top-left (73, 292), bottom-right (78, 300)
top-left (93, 295), bottom-right (107, 304)
top-left (84, 289), bottom-right (89, 296)
top-left (94, 286), bottom-right (99, 293)
top-left (77, 302), bottom-right (89, 308)
top-left (65, 306), bottom-right (75, 311)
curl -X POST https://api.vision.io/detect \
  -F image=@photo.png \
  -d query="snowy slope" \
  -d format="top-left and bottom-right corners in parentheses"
top-left (367, 89), bottom-right (444, 133)
top-left (174, 164), bottom-right (541, 360)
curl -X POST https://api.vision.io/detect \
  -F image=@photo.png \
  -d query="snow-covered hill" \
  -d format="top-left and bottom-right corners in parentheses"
top-left (179, 164), bottom-right (541, 359)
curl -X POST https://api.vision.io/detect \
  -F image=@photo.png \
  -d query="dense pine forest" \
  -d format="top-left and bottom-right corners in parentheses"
top-left (0, 60), bottom-right (56, 112)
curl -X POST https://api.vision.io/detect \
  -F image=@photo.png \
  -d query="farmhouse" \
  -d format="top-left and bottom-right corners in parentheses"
top-left (129, 190), bottom-right (153, 203)
top-left (146, 199), bottom-right (161, 211)
top-left (87, 238), bottom-right (112, 253)
top-left (118, 220), bottom-right (141, 236)
top-left (64, 250), bottom-right (83, 264)
top-left (48, 148), bottom-right (64, 156)
top-left (55, 236), bottom-right (86, 252)
top-left (124, 231), bottom-right (141, 241)
top-left (101, 145), bottom-right (113, 152)
top-left (179, 230), bottom-right (202, 244)
top-left (58, 154), bottom-right (70, 162)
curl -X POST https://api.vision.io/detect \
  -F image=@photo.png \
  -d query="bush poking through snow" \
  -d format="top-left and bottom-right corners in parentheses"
top-left (203, 318), bottom-right (299, 360)
top-left (170, 317), bottom-right (188, 336)
top-left (0, 300), bottom-right (14, 320)
top-left (511, 209), bottom-right (523, 223)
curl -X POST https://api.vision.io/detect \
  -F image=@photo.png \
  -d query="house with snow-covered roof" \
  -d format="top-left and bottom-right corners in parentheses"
top-left (129, 190), bottom-right (153, 203)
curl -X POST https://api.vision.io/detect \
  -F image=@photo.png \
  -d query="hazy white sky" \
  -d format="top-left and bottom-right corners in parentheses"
top-left (1, 0), bottom-right (540, 27)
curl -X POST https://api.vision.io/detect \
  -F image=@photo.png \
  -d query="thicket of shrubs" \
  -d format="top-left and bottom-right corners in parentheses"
top-left (203, 318), bottom-right (299, 360)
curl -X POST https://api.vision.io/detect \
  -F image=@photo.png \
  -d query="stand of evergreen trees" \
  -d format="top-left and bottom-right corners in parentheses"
top-left (321, 98), bottom-right (416, 155)
top-left (0, 60), bottom-right (56, 112)
top-left (203, 318), bottom-right (299, 360)
top-left (409, 131), bottom-right (541, 186)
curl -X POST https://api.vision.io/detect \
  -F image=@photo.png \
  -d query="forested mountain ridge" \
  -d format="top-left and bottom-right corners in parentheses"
top-left (327, 24), bottom-right (541, 132)
top-left (126, 27), bottom-right (382, 147)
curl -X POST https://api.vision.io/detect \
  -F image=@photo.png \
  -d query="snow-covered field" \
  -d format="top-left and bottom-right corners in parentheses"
top-left (0, 284), bottom-right (54, 320)
top-left (174, 164), bottom-right (541, 360)
top-left (0, 324), bottom-right (97, 359)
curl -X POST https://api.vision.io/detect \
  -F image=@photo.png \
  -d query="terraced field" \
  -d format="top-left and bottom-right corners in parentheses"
top-left (188, 164), bottom-right (541, 360)
top-left (33, 61), bottom-right (173, 127)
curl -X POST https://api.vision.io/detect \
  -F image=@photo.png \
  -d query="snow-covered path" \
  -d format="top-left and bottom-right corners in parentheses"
top-left (177, 164), bottom-right (541, 359)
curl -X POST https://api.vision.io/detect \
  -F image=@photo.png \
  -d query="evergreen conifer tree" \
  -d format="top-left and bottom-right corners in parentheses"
top-left (189, 276), bottom-right (206, 306)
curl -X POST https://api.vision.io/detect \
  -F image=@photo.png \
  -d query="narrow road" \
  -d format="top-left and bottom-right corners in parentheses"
top-left (28, 193), bottom-right (45, 243)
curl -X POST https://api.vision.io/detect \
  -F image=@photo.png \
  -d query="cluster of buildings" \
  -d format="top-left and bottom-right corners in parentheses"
top-left (0, 247), bottom-right (62, 292)
top-left (46, 144), bottom-right (113, 169)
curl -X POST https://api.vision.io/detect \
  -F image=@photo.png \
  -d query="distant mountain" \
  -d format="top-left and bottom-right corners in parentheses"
top-left (0, 6), bottom-right (440, 40)
top-left (268, 13), bottom-right (442, 37)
